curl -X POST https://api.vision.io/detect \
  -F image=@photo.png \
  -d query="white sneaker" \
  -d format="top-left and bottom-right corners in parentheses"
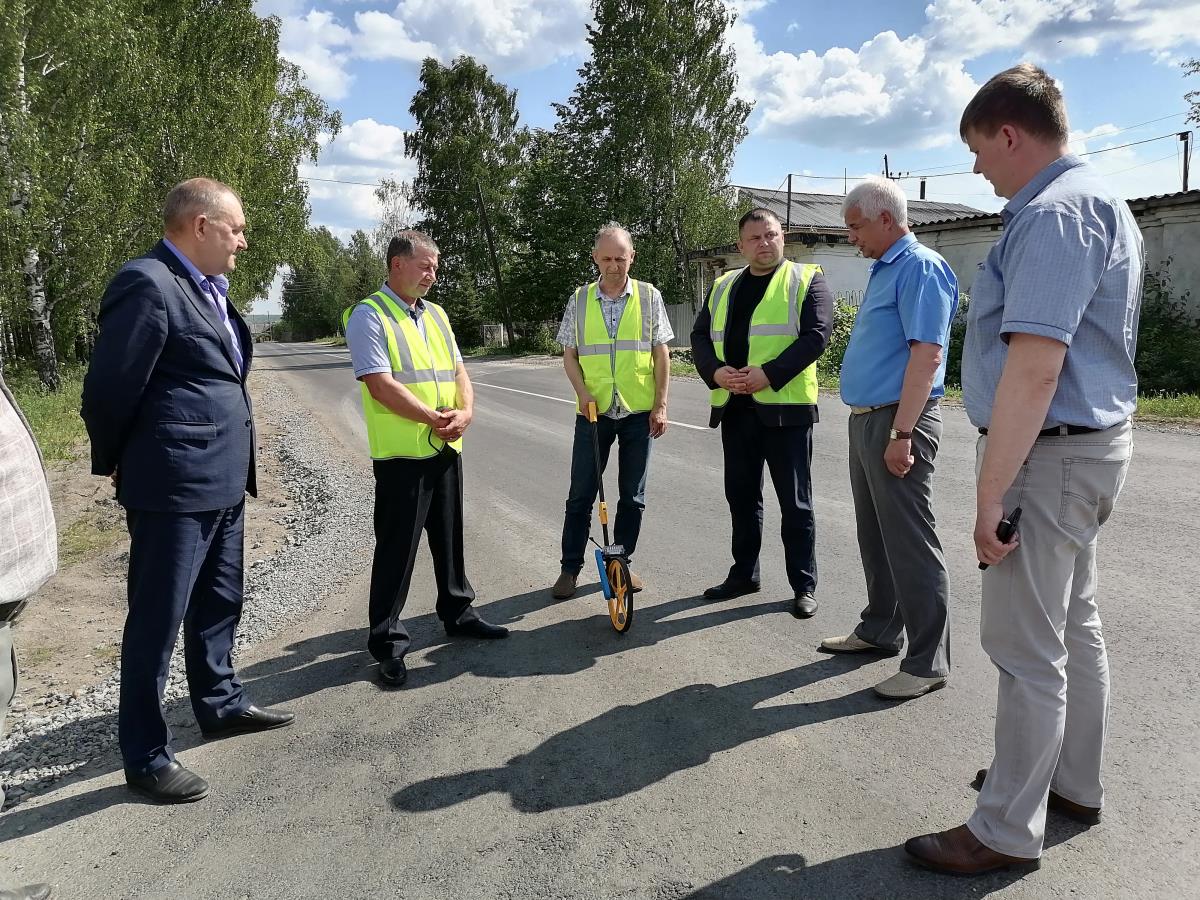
top-left (819, 633), bottom-right (897, 655)
top-left (873, 671), bottom-right (947, 700)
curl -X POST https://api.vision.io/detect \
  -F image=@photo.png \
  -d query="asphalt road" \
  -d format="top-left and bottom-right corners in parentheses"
top-left (3, 342), bottom-right (1198, 899)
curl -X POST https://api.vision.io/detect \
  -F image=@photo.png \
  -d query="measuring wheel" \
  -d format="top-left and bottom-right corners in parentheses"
top-left (606, 555), bottom-right (634, 633)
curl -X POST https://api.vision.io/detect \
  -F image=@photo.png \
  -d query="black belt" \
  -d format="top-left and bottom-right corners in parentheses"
top-left (978, 424), bottom-right (1102, 438)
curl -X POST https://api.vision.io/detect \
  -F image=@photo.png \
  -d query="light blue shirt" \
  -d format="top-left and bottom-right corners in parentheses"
top-left (962, 155), bottom-right (1144, 429)
top-left (839, 233), bottom-right (959, 408)
top-left (346, 284), bottom-right (461, 380)
top-left (162, 237), bottom-right (243, 371)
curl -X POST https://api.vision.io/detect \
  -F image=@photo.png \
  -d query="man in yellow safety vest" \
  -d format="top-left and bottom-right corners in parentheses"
top-left (690, 208), bottom-right (833, 618)
top-left (551, 222), bottom-right (674, 600)
top-left (344, 231), bottom-right (508, 688)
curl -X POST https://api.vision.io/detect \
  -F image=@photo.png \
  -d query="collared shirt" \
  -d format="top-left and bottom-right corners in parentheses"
top-left (346, 283), bottom-right (462, 380)
top-left (162, 237), bottom-right (244, 372)
top-left (556, 278), bottom-right (674, 419)
top-left (962, 155), bottom-right (1144, 429)
top-left (0, 374), bottom-right (57, 608)
top-left (840, 232), bottom-right (959, 408)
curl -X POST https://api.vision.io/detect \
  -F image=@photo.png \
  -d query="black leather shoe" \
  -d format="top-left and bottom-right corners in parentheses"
top-left (703, 578), bottom-right (761, 601)
top-left (125, 761), bottom-right (209, 803)
top-left (973, 768), bottom-right (1101, 825)
top-left (201, 704), bottom-right (295, 740)
top-left (793, 591), bottom-right (818, 618)
top-left (0, 883), bottom-right (53, 900)
top-left (378, 658), bottom-right (408, 687)
top-left (445, 616), bottom-right (509, 639)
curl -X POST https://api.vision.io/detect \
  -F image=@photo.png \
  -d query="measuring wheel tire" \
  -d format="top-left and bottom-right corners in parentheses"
top-left (605, 557), bottom-right (634, 633)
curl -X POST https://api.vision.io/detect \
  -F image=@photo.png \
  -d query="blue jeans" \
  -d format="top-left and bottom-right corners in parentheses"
top-left (560, 411), bottom-right (652, 574)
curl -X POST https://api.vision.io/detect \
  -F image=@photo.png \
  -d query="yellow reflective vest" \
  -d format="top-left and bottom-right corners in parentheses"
top-left (571, 279), bottom-right (656, 414)
top-left (707, 260), bottom-right (821, 409)
top-left (342, 291), bottom-right (462, 459)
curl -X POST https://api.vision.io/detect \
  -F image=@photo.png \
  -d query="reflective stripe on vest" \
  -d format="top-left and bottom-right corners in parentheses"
top-left (346, 291), bottom-right (462, 459)
top-left (708, 261), bottom-right (821, 409)
top-left (574, 280), bottom-right (656, 414)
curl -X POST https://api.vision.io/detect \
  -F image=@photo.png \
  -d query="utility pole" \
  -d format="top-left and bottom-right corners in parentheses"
top-left (785, 173), bottom-right (793, 230)
top-left (475, 179), bottom-right (515, 349)
top-left (920, 177), bottom-right (927, 200)
top-left (883, 154), bottom-right (890, 179)
top-left (1181, 131), bottom-right (1192, 192)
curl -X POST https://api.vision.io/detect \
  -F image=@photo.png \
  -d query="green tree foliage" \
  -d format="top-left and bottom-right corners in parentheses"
top-left (405, 56), bottom-right (528, 345)
top-left (1135, 263), bottom-right (1200, 395)
top-left (527, 0), bottom-right (750, 316)
top-left (281, 227), bottom-right (385, 340)
top-left (0, 0), bottom-right (338, 388)
top-left (1186, 57), bottom-right (1199, 124)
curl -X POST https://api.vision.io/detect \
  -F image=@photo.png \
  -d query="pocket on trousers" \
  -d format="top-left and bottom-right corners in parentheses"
top-left (1059, 457), bottom-right (1128, 534)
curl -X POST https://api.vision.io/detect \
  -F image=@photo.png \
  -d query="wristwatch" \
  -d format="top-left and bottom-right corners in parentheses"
top-left (889, 428), bottom-right (912, 441)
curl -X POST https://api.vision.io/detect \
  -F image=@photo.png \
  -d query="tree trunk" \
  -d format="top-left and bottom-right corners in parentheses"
top-left (23, 245), bottom-right (60, 391)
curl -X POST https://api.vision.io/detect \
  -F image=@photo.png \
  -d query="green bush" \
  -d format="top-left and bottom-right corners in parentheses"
top-left (817, 301), bottom-right (858, 381)
top-left (1135, 265), bottom-right (1200, 395)
top-left (944, 293), bottom-right (970, 389)
top-left (511, 322), bottom-right (560, 356)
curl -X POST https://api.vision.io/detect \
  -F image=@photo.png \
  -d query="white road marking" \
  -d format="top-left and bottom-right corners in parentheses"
top-left (472, 382), bottom-right (708, 430)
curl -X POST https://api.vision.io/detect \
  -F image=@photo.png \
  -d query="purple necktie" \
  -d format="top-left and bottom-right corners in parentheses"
top-left (203, 276), bottom-right (243, 372)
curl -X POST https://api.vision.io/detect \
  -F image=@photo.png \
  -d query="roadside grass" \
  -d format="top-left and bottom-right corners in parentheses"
top-left (1138, 393), bottom-right (1200, 419)
top-left (5, 363), bottom-right (87, 462)
top-left (20, 645), bottom-right (54, 667)
top-left (59, 515), bottom-right (123, 567)
top-left (312, 335), bottom-right (347, 347)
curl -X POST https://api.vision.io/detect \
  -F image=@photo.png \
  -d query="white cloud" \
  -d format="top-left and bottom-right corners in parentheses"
top-left (274, 9), bottom-right (356, 100)
top-left (733, 0), bottom-right (1200, 151)
top-left (353, 0), bottom-right (589, 72)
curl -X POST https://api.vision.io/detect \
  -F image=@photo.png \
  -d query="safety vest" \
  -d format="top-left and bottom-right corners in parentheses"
top-left (572, 279), bottom-right (656, 414)
top-left (708, 260), bottom-right (821, 409)
top-left (342, 291), bottom-right (462, 460)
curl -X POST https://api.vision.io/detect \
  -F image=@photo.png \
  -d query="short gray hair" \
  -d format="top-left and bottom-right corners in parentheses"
top-left (386, 230), bottom-right (439, 269)
top-left (594, 221), bottom-right (633, 250)
top-left (163, 178), bottom-right (240, 231)
top-left (841, 176), bottom-right (908, 228)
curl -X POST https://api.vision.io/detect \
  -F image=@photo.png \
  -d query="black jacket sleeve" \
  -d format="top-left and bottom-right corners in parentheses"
top-left (690, 293), bottom-right (722, 389)
top-left (759, 272), bottom-right (834, 392)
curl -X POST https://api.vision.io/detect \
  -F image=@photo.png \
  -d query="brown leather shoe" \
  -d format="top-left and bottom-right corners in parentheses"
top-left (552, 571), bottom-right (577, 600)
top-left (629, 572), bottom-right (643, 593)
top-left (973, 768), bottom-right (1102, 825)
top-left (904, 824), bottom-right (1040, 876)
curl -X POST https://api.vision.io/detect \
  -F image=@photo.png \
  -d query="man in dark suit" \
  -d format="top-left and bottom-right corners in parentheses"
top-left (82, 178), bottom-right (293, 804)
top-left (691, 208), bottom-right (833, 618)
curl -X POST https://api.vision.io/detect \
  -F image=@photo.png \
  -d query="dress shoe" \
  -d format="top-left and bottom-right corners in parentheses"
top-left (820, 632), bottom-right (900, 656)
top-left (445, 615), bottom-right (509, 639)
top-left (792, 591), bottom-right (818, 618)
top-left (0, 884), bottom-right (52, 900)
top-left (125, 761), bottom-right (209, 803)
top-left (703, 578), bottom-right (760, 601)
top-left (874, 671), bottom-right (947, 700)
top-left (552, 571), bottom-right (577, 600)
top-left (629, 572), bottom-right (644, 593)
top-left (378, 658), bottom-right (408, 687)
top-left (201, 704), bottom-right (295, 739)
top-left (904, 824), bottom-right (1040, 876)
top-left (973, 768), bottom-right (1102, 825)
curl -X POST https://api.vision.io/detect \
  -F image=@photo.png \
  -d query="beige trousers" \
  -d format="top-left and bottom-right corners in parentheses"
top-left (967, 420), bottom-right (1132, 859)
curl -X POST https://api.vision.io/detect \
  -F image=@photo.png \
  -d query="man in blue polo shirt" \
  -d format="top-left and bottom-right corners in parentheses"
top-left (819, 176), bottom-right (958, 701)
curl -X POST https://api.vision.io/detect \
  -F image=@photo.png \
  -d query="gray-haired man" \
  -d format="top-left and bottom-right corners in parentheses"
top-left (820, 176), bottom-right (958, 701)
top-left (552, 223), bottom-right (673, 599)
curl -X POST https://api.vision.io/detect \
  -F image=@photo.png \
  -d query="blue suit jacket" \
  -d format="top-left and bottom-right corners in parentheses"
top-left (82, 241), bottom-right (257, 512)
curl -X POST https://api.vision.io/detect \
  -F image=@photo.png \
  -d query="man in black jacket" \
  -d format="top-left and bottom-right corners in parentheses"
top-left (691, 208), bottom-right (833, 617)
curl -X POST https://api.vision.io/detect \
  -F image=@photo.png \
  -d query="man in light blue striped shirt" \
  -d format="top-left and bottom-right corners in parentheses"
top-left (906, 63), bottom-right (1143, 877)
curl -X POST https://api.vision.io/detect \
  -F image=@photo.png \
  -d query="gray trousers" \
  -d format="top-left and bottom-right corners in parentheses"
top-left (967, 420), bottom-right (1131, 859)
top-left (1, 620), bottom-right (15, 808)
top-left (849, 401), bottom-right (950, 678)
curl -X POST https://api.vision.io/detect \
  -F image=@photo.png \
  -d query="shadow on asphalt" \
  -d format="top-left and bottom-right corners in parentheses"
top-left (391, 654), bottom-right (881, 813)
top-left (252, 361), bottom-right (351, 373)
top-left (0, 585), bottom-right (783, 840)
top-left (678, 848), bottom-right (1071, 899)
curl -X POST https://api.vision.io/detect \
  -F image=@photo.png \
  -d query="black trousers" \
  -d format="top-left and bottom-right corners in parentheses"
top-left (719, 403), bottom-right (817, 594)
top-left (369, 452), bottom-right (474, 662)
top-left (121, 502), bottom-right (248, 775)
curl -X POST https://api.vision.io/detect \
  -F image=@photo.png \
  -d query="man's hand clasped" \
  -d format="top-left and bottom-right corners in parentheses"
top-left (432, 407), bottom-right (471, 442)
top-left (715, 365), bottom-right (770, 395)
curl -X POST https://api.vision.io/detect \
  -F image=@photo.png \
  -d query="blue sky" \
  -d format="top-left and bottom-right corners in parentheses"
top-left (254, 0), bottom-right (1200, 310)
